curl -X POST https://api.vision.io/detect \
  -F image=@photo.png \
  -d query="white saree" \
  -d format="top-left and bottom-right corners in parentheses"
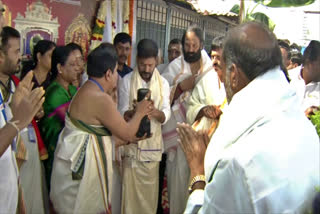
top-left (185, 67), bottom-right (320, 213)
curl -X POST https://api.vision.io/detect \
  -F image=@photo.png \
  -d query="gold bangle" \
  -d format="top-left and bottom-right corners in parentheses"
top-left (188, 174), bottom-right (206, 193)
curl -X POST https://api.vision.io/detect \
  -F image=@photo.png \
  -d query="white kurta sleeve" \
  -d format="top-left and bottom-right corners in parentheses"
top-left (186, 71), bottom-right (224, 125)
top-left (118, 74), bottom-right (131, 115)
top-left (185, 158), bottom-right (255, 214)
top-left (160, 77), bottom-right (171, 125)
top-left (184, 189), bottom-right (204, 214)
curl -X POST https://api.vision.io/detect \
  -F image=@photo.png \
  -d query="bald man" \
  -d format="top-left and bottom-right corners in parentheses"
top-left (177, 22), bottom-right (319, 213)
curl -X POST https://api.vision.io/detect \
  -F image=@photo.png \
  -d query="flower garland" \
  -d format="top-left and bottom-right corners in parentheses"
top-left (89, 0), bottom-right (107, 51)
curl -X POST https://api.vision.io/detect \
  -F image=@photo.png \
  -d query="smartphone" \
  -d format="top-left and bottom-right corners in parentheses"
top-left (136, 88), bottom-right (151, 138)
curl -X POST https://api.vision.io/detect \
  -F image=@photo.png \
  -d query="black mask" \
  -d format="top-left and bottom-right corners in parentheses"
top-left (183, 48), bottom-right (201, 63)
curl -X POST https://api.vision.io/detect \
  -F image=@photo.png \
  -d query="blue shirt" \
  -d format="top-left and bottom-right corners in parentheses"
top-left (117, 64), bottom-right (133, 78)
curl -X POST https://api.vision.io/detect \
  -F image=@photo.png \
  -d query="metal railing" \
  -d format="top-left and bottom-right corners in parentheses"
top-left (136, 0), bottom-right (230, 63)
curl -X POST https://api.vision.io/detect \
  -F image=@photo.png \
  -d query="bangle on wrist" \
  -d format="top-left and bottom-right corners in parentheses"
top-left (7, 120), bottom-right (21, 143)
top-left (188, 174), bottom-right (206, 193)
top-left (8, 120), bottom-right (20, 133)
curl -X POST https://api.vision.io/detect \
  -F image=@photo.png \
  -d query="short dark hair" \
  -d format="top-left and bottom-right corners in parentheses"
top-left (290, 43), bottom-right (301, 52)
top-left (0, 26), bottom-right (20, 52)
top-left (223, 22), bottom-right (284, 81)
top-left (290, 51), bottom-right (302, 66)
top-left (181, 25), bottom-right (204, 46)
top-left (137, 39), bottom-right (158, 59)
top-left (169, 38), bottom-right (181, 46)
top-left (66, 42), bottom-right (83, 55)
top-left (211, 36), bottom-right (224, 52)
top-left (278, 39), bottom-right (291, 60)
top-left (87, 43), bottom-right (118, 78)
top-left (113, 32), bottom-right (132, 46)
top-left (51, 45), bottom-right (75, 79)
top-left (303, 40), bottom-right (320, 64)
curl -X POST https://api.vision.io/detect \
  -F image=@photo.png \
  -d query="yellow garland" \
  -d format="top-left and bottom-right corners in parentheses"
top-left (89, 0), bottom-right (107, 51)
top-left (96, 19), bottom-right (105, 28)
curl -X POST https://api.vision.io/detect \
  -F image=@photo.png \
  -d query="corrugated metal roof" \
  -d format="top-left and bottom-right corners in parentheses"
top-left (185, 0), bottom-right (239, 16)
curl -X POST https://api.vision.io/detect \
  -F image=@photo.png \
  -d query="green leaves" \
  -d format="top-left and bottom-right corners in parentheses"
top-left (310, 109), bottom-right (320, 137)
top-left (230, 3), bottom-right (275, 31)
top-left (250, 12), bottom-right (276, 31)
top-left (230, 4), bottom-right (240, 14)
top-left (254, 0), bottom-right (315, 7)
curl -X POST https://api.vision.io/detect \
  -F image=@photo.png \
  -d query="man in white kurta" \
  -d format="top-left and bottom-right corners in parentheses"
top-left (0, 90), bottom-right (19, 214)
top-left (118, 39), bottom-right (170, 214)
top-left (186, 39), bottom-right (227, 135)
top-left (289, 40), bottom-right (320, 113)
top-left (179, 22), bottom-right (319, 214)
top-left (162, 25), bottom-right (214, 213)
top-left (0, 27), bottom-right (46, 214)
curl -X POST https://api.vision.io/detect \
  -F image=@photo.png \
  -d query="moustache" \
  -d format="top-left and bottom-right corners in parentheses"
top-left (140, 71), bottom-right (151, 76)
top-left (119, 55), bottom-right (127, 60)
top-left (213, 63), bottom-right (221, 68)
top-left (183, 49), bottom-right (201, 63)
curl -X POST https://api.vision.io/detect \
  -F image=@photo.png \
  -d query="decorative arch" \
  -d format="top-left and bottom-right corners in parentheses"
top-left (14, 0), bottom-right (60, 56)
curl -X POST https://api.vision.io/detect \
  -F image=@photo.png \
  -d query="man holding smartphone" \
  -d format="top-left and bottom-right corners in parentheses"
top-left (118, 39), bottom-right (171, 214)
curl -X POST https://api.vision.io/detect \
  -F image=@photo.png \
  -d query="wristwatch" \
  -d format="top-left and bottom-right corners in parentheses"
top-left (188, 174), bottom-right (206, 193)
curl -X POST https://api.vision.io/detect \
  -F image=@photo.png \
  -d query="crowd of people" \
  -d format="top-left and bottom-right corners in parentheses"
top-left (0, 1), bottom-right (319, 213)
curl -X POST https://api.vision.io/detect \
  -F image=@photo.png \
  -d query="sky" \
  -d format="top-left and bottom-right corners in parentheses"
top-left (251, 0), bottom-right (320, 47)
top-left (188, 0), bottom-right (320, 47)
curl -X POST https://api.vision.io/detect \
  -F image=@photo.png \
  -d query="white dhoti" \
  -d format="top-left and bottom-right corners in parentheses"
top-left (121, 159), bottom-right (159, 214)
top-left (166, 147), bottom-right (189, 214)
top-left (118, 67), bottom-right (170, 214)
top-left (50, 115), bottom-right (114, 214)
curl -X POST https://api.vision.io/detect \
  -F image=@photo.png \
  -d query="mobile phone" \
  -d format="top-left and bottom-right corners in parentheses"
top-left (136, 88), bottom-right (151, 138)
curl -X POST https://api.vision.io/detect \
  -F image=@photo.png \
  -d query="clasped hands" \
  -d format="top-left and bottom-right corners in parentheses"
top-left (177, 123), bottom-right (210, 179)
top-left (10, 71), bottom-right (45, 130)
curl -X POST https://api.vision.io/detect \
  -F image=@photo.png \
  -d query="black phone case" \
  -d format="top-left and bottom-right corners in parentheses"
top-left (136, 88), bottom-right (151, 138)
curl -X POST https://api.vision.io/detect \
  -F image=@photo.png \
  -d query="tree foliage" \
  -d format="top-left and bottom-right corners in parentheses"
top-left (254, 0), bottom-right (315, 7)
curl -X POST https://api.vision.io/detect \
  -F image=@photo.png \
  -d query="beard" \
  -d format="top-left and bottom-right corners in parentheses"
top-left (139, 71), bottom-right (153, 82)
top-left (4, 58), bottom-right (20, 75)
top-left (224, 69), bottom-right (234, 104)
top-left (183, 48), bottom-right (201, 63)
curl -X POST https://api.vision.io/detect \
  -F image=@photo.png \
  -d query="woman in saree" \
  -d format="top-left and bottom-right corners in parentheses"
top-left (50, 43), bottom-right (153, 213)
top-left (21, 40), bottom-right (56, 90)
top-left (40, 45), bottom-right (82, 190)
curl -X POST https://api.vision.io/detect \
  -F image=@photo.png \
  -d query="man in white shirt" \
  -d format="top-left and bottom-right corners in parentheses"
top-left (177, 22), bottom-right (319, 214)
top-left (157, 38), bottom-right (182, 74)
top-left (186, 36), bottom-right (227, 136)
top-left (118, 38), bottom-right (171, 214)
top-left (289, 40), bottom-right (320, 115)
top-left (0, 22), bottom-right (44, 213)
